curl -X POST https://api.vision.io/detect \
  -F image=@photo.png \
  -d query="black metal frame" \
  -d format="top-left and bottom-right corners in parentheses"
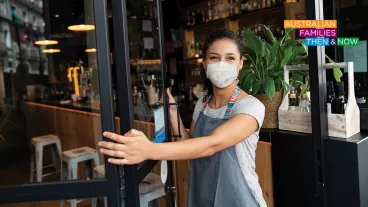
top-left (0, 0), bottom-right (121, 205)
top-left (111, 0), bottom-right (175, 206)
top-left (306, 0), bottom-right (327, 206)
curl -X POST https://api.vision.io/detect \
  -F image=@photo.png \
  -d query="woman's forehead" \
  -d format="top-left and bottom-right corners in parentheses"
top-left (208, 39), bottom-right (239, 54)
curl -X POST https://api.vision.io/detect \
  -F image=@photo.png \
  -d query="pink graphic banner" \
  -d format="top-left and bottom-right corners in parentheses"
top-left (299, 29), bottom-right (337, 37)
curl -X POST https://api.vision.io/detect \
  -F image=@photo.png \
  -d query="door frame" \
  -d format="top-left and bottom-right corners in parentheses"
top-left (111, 0), bottom-right (176, 206)
top-left (0, 0), bottom-right (122, 206)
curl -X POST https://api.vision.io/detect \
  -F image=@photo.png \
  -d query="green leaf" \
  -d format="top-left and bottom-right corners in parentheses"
top-left (280, 79), bottom-right (289, 95)
top-left (265, 43), bottom-right (272, 68)
top-left (326, 55), bottom-right (343, 82)
top-left (241, 72), bottom-right (257, 93)
top-left (262, 24), bottom-right (277, 45)
top-left (290, 71), bottom-right (305, 88)
top-left (252, 81), bottom-right (261, 96)
top-left (281, 28), bottom-right (295, 45)
top-left (281, 46), bottom-right (293, 67)
top-left (243, 28), bottom-right (265, 58)
top-left (263, 78), bottom-right (276, 101)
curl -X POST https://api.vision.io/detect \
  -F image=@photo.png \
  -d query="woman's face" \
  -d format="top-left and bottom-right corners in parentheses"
top-left (203, 38), bottom-right (243, 73)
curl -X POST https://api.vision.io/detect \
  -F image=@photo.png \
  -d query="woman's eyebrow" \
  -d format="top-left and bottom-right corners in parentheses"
top-left (208, 52), bottom-right (219, 55)
top-left (226, 53), bottom-right (236, 56)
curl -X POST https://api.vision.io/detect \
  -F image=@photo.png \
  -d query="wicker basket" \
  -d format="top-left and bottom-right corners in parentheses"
top-left (256, 91), bottom-right (283, 129)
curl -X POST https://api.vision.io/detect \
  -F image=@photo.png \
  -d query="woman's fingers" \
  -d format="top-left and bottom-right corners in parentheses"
top-left (100, 148), bottom-right (126, 158)
top-left (103, 132), bottom-right (131, 144)
top-left (125, 129), bottom-right (144, 137)
top-left (166, 88), bottom-right (176, 103)
top-left (98, 141), bottom-right (127, 151)
top-left (107, 158), bottom-right (130, 165)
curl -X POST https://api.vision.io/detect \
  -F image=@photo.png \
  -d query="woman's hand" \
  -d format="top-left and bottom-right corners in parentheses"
top-left (167, 88), bottom-right (177, 115)
top-left (99, 129), bottom-right (155, 165)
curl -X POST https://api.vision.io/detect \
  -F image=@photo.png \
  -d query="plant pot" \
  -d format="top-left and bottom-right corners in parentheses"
top-left (255, 91), bottom-right (283, 129)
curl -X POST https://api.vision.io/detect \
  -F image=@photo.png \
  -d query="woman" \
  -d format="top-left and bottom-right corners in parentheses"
top-left (99, 29), bottom-right (266, 207)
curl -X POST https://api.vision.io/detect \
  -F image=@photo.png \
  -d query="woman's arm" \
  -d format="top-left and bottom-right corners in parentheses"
top-left (152, 113), bottom-right (258, 160)
top-left (99, 113), bottom-right (258, 165)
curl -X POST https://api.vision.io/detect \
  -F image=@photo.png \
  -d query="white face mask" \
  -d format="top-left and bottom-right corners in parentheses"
top-left (206, 61), bottom-right (238, 88)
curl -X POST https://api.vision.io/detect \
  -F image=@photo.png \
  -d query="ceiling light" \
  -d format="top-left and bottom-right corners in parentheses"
top-left (35, 40), bottom-right (59, 45)
top-left (42, 49), bottom-right (61, 53)
top-left (68, 24), bottom-right (95, 31)
top-left (85, 48), bottom-right (96, 53)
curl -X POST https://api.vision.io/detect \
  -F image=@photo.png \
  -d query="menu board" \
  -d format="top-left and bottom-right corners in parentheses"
top-left (153, 107), bottom-right (166, 143)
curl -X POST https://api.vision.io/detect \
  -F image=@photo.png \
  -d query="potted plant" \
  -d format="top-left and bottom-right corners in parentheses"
top-left (239, 25), bottom-right (308, 128)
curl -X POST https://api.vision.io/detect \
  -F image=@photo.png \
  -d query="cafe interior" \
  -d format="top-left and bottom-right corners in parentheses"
top-left (0, 0), bottom-right (368, 206)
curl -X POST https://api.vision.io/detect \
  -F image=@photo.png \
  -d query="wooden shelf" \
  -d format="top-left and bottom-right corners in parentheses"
top-left (230, 4), bottom-right (284, 20)
top-left (184, 18), bottom-right (225, 30)
top-left (183, 4), bottom-right (284, 30)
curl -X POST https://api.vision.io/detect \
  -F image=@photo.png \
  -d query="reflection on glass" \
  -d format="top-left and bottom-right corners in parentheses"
top-left (125, 0), bottom-right (165, 124)
top-left (0, 0), bottom-right (107, 187)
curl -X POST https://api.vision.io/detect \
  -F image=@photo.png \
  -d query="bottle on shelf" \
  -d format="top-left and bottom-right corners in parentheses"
top-left (147, 74), bottom-right (157, 106)
top-left (196, 9), bottom-right (203, 25)
top-left (266, 0), bottom-right (272, 7)
top-left (327, 81), bottom-right (335, 114)
top-left (207, 1), bottom-right (213, 22)
top-left (288, 85), bottom-right (297, 111)
top-left (299, 93), bottom-right (311, 112)
top-left (191, 11), bottom-right (196, 25)
top-left (187, 10), bottom-right (191, 26)
top-left (228, 0), bottom-right (234, 16)
top-left (331, 81), bottom-right (345, 114)
top-left (133, 86), bottom-right (138, 105)
top-left (213, 0), bottom-right (220, 20)
top-left (195, 42), bottom-right (200, 58)
top-left (234, 0), bottom-right (241, 14)
top-left (261, 0), bottom-right (266, 8)
top-left (241, 0), bottom-right (249, 13)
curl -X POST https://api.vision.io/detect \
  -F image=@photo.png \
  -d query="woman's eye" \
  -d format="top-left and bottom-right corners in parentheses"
top-left (210, 56), bottom-right (218, 60)
top-left (227, 57), bottom-right (235, 60)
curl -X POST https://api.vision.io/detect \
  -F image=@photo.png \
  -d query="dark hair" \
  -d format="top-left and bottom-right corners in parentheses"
top-left (202, 28), bottom-right (244, 102)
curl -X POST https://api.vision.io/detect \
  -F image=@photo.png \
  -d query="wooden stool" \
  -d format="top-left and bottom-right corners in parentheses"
top-left (92, 165), bottom-right (165, 207)
top-left (60, 146), bottom-right (100, 207)
top-left (30, 134), bottom-right (62, 182)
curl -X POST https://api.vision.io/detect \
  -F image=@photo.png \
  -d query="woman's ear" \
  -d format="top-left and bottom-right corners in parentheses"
top-left (238, 56), bottom-right (245, 71)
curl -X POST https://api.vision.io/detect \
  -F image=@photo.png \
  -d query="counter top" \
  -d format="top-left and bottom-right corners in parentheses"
top-left (27, 100), bottom-right (102, 114)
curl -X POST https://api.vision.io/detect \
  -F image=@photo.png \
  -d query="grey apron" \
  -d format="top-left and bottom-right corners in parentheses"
top-left (187, 87), bottom-right (259, 207)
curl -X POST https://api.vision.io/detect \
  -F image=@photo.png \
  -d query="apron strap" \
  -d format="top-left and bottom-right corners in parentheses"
top-left (202, 86), bottom-right (241, 119)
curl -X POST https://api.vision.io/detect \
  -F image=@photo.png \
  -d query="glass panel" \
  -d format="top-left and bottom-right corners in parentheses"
top-left (126, 0), bottom-right (165, 124)
top-left (0, 0), bottom-right (111, 186)
top-left (116, 0), bottom-right (168, 205)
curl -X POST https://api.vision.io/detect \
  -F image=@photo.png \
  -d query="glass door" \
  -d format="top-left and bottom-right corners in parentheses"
top-left (0, 0), bottom-right (122, 206)
top-left (110, 0), bottom-right (175, 206)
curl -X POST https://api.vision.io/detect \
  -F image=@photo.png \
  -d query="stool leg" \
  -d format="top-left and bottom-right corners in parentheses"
top-left (92, 153), bottom-right (100, 167)
top-left (105, 197), bottom-right (108, 207)
top-left (60, 160), bottom-right (66, 207)
top-left (35, 145), bottom-right (43, 182)
top-left (51, 144), bottom-right (59, 172)
top-left (69, 161), bottom-right (78, 207)
top-left (30, 146), bottom-right (35, 182)
top-left (85, 160), bottom-right (93, 180)
top-left (149, 199), bottom-right (160, 207)
top-left (92, 197), bottom-right (97, 207)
